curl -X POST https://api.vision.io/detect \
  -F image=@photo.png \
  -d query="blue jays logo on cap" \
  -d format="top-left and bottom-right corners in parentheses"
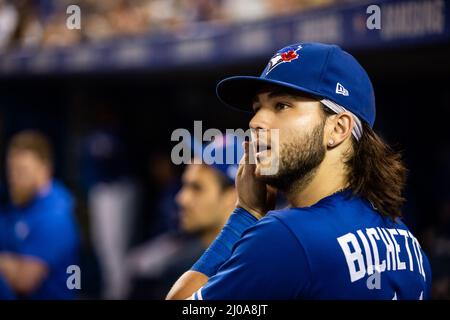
top-left (265, 45), bottom-right (303, 75)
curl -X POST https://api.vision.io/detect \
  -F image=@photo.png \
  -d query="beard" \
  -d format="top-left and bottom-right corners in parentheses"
top-left (256, 120), bottom-right (326, 193)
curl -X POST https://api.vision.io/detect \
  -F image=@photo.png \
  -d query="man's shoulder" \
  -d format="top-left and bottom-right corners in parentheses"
top-left (18, 182), bottom-right (76, 231)
top-left (262, 207), bottom-right (333, 248)
top-left (47, 180), bottom-right (73, 203)
top-left (261, 193), bottom-right (387, 249)
top-left (268, 191), bottom-right (377, 223)
top-left (264, 200), bottom-right (344, 229)
top-left (38, 181), bottom-right (74, 214)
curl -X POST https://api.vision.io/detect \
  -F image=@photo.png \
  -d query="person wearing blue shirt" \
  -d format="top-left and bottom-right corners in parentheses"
top-left (0, 273), bottom-right (16, 300)
top-left (0, 130), bottom-right (79, 300)
top-left (166, 43), bottom-right (432, 300)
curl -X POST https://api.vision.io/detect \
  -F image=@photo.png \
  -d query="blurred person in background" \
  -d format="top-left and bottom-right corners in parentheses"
top-left (80, 105), bottom-right (139, 300)
top-left (0, 0), bottom-right (18, 52)
top-left (1, 0), bottom-right (344, 51)
top-left (126, 134), bottom-right (241, 299)
top-left (0, 130), bottom-right (79, 300)
top-left (0, 274), bottom-right (15, 299)
top-left (145, 151), bottom-right (180, 237)
top-left (8, 0), bottom-right (43, 50)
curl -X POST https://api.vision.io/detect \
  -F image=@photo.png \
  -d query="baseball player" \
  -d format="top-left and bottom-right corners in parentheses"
top-left (0, 131), bottom-right (79, 300)
top-left (166, 42), bottom-right (431, 300)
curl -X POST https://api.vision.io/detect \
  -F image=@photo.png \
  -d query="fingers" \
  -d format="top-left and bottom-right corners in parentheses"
top-left (237, 141), bottom-right (248, 182)
top-left (243, 140), bottom-right (250, 164)
top-left (241, 140), bottom-right (257, 166)
top-left (237, 140), bottom-right (256, 185)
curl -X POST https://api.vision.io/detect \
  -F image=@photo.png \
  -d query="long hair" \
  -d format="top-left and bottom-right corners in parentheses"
top-left (320, 104), bottom-right (407, 219)
top-left (346, 122), bottom-right (407, 219)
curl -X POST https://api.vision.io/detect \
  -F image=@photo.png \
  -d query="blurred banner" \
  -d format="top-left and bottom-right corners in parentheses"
top-left (0, 0), bottom-right (449, 75)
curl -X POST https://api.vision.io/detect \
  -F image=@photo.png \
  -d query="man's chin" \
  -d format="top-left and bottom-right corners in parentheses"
top-left (255, 162), bottom-right (279, 179)
top-left (11, 193), bottom-right (33, 207)
top-left (255, 165), bottom-right (279, 185)
top-left (255, 164), bottom-right (309, 191)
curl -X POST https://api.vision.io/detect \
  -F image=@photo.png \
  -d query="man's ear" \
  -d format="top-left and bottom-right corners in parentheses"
top-left (326, 112), bottom-right (354, 148)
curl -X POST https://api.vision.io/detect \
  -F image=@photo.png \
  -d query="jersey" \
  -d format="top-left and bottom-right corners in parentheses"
top-left (192, 190), bottom-right (431, 300)
top-left (0, 180), bottom-right (79, 299)
top-left (0, 274), bottom-right (16, 300)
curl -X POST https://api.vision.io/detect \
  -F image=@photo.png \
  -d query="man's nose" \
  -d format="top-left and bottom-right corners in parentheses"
top-left (175, 188), bottom-right (187, 207)
top-left (249, 109), bottom-right (271, 131)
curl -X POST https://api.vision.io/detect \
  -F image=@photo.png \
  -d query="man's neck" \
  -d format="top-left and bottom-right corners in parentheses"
top-left (285, 156), bottom-right (348, 208)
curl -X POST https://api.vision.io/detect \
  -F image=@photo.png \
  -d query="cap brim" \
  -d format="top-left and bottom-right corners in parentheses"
top-left (216, 76), bottom-right (323, 112)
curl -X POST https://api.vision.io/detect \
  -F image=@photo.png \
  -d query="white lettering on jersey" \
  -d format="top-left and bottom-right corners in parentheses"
top-left (392, 291), bottom-right (423, 300)
top-left (337, 233), bottom-right (366, 282)
top-left (408, 231), bottom-right (426, 280)
top-left (366, 228), bottom-right (386, 273)
top-left (380, 227), bottom-right (397, 271)
top-left (397, 229), bottom-right (414, 272)
top-left (338, 227), bottom-right (426, 283)
top-left (357, 230), bottom-right (374, 275)
top-left (388, 229), bottom-right (406, 271)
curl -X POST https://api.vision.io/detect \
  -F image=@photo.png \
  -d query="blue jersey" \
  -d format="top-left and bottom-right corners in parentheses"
top-left (193, 190), bottom-right (431, 300)
top-left (0, 180), bottom-right (80, 299)
top-left (0, 274), bottom-right (16, 300)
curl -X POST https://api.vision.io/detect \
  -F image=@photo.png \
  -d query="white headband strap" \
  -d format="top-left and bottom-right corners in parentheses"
top-left (320, 99), bottom-right (363, 141)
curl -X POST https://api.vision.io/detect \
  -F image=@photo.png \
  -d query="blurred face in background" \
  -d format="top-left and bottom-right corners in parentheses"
top-left (176, 164), bottom-right (235, 234)
top-left (7, 148), bottom-right (51, 206)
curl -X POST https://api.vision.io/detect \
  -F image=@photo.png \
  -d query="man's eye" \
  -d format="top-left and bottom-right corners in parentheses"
top-left (275, 102), bottom-right (290, 111)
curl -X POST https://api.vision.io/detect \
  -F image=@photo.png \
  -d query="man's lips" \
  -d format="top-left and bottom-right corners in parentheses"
top-left (254, 143), bottom-right (272, 160)
top-left (254, 141), bottom-right (271, 153)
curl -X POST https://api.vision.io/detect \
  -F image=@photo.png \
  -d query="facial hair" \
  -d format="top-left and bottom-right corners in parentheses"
top-left (256, 119), bottom-right (326, 193)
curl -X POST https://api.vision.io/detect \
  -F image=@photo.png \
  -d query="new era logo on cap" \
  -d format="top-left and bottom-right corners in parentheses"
top-left (336, 83), bottom-right (349, 96)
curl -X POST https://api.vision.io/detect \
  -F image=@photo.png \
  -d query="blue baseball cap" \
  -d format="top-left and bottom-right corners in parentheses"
top-left (216, 42), bottom-right (376, 127)
top-left (189, 134), bottom-right (244, 184)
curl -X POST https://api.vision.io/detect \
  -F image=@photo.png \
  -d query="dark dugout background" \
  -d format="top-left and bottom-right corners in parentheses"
top-left (0, 0), bottom-right (449, 299)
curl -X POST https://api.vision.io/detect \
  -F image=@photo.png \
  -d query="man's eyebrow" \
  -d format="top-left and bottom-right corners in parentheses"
top-left (252, 91), bottom-right (300, 103)
top-left (251, 100), bottom-right (260, 112)
top-left (252, 95), bottom-right (260, 104)
top-left (267, 91), bottom-right (299, 99)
